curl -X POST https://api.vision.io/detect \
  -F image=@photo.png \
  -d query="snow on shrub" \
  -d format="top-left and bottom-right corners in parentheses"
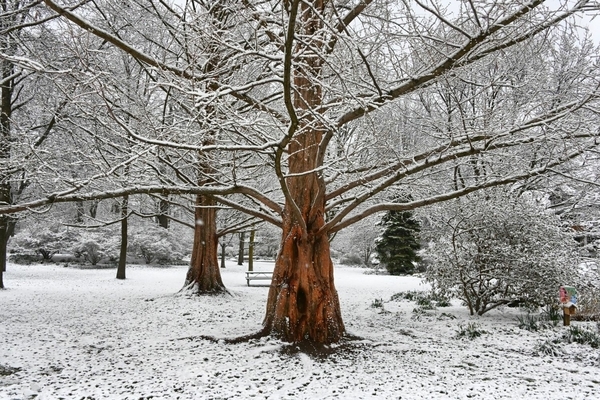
top-left (424, 189), bottom-right (579, 316)
top-left (129, 225), bottom-right (183, 265)
top-left (10, 225), bottom-right (81, 263)
top-left (70, 229), bottom-right (120, 265)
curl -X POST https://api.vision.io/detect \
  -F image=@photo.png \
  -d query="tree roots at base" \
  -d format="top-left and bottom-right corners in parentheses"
top-left (174, 330), bottom-right (368, 357)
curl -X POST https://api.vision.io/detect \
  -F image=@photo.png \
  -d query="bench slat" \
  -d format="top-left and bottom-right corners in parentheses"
top-left (245, 271), bottom-right (273, 286)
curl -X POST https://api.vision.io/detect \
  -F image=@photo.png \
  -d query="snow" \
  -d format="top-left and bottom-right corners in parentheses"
top-left (1, 261), bottom-right (599, 400)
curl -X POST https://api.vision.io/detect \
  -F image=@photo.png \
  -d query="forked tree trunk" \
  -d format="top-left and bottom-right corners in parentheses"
top-left (183, 194), bottom-right (225, 294)
top-left (220, 240), bottom-right (226, 269)
top-left (262, 123), bottom-right (345, 343)
top-left (262, 0), bottom-right (345, 344)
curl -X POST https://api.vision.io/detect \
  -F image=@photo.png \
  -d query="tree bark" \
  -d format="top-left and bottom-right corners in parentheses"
top-left (116, 195), bottom-right (128, 280)
top-left (157, 193), bottom-right (169, 229)
top-left (263, 195), bottom-right (344, 343)
top-left (183, 194), bottom-right (225, 293)
top-left (89, 199), bottom-right (99, 219)
top-left (75, 200), bottom-right (85, 223)
top-left (262, 0), bottom-right (344, 344)
top-left (237, 231), bottom-right (245, 266)
top-left (220, 240), bottom-right (226, 269)
top-left (248, 228), bottom-right (255, 272)
top-left (0, 31), bottom-right (13, 288)
top-left (0, 218), bottom-right (6, 289)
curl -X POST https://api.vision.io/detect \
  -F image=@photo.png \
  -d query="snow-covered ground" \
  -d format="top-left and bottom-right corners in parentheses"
top-left (1, 261), bottom-right (599, 400)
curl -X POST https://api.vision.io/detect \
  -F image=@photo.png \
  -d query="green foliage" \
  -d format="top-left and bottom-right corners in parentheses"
top-left (533, 326), bottom-right (600, 357)
top-left (533, 339), bottom-right (563, 356)
top-left (370, 298), bottom-right (384, 308)
top-left (541, 305), bottom-right (562, 325)
top-left (564, 326), bottom-right (600, 348)
top-left (516, 314), bottom-right (549, 332)
top-left (390, 290), bottom-right (421, 301)
top-left (390, 290), bottom-right (451, 308)
top-left (455, 322), bottom-right (486, 340)
top-left (416, 296), bottom-right (436, 310)
top-left (375, 209), bottom-right (421, 275)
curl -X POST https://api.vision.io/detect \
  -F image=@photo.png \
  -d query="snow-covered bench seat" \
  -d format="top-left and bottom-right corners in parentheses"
top-left (245, 271), bottom-right (273, 286)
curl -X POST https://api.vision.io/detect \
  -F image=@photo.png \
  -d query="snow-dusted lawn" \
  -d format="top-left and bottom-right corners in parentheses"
top-left (1, 261), bottom-right (599, 400)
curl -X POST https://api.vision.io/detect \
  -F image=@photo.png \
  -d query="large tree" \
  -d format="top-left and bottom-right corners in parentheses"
top-left (8, 0), bottom-right (600, 343)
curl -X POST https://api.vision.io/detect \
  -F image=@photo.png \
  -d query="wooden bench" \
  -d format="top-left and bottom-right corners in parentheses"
top-left (245, 271), bottom-right (273, 286)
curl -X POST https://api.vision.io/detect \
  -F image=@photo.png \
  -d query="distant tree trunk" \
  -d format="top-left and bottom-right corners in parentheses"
top-left (183, 194), bottom-right (225, 293)
top-left (116, 195), bottom-right (128, 280)
top-left (248, 228), bottom-right (255, 272)
top-left (0, 218), bottom-right (7, 289)
top-left (237, 232), bottom-right (245, 266)
top-left (262, 0), bottom-right (344, 344)
top-left (89, 199), bottom-right (99, 219)
top-left (220, 240), bottom-right (226, 269)
top-left (157, 194), bottom-right (169, 229)
top-left (0, 42), bottom-right (13, 289)
top-left (75, 200), bottom-right (85, 223)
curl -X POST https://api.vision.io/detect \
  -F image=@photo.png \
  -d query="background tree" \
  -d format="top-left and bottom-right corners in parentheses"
top-left (375, 209), bottom-right (421, 275)
top-left (331, 215), bottom-right (380, 266)
top-left (0, 0), bottom-right (81, 287)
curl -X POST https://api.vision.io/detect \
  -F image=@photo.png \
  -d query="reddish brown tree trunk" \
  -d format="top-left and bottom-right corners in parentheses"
top-left (183, 194), bottom-right (225, 294)
top-left (263, 214), bottom-right (344, 343)
top-left (262, 0), bottom-right (344, 344)
top-left (262, 121), bottom-right (345, 343)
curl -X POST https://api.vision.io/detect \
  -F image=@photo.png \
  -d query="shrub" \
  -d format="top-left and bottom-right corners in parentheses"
top-left (533, 339), bottom-right (563, 356)
top-left (370, 298), bottom-right (384, 308)
top-left (516, 314), bottom-right (549, 332)
top-left (455, 322), bottom-right (486, 340)
top-left (339, 253), bottom-right (364, 266)
top-left (390, 291), bottom-right (420, 301)
top-left (390, 290), bottom-right (450, 308)
top-left (8, 251), bottom-right (40, 264)
top-left (564, 326), bottom-right (600, 348)
top-left (72, 241), bottom-right (104, 266)
top-left (67, 229), bottom-right (120, 266)
top-left (425, 190), bottom-right (579, 316)
top-left (575, 262), bottom-right (600, 321)
top-left (10, 225), bottom-right (81, 263)
top-left (129, 226), bottom-right (184, 265)
top-left (541, 305), bottom-right (562, 326)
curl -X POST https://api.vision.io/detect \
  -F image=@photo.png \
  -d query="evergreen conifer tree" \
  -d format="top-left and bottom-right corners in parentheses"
top-left (375, 210), bottom-right (421, 275)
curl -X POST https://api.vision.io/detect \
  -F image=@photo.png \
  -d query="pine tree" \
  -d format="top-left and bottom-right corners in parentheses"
top-left (375, 210), bottom-right (421, 275)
